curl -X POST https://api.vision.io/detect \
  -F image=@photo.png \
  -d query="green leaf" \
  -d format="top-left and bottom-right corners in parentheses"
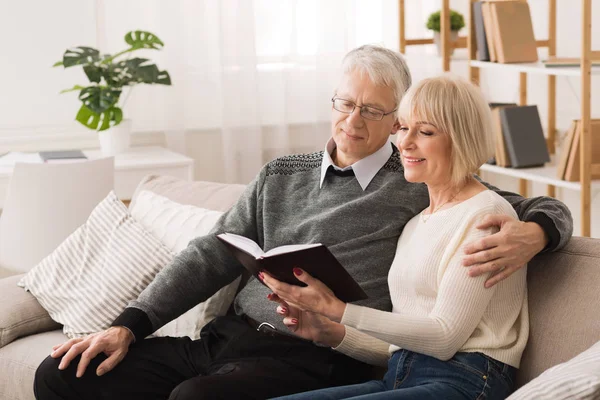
top-left (78, 86), bottom-right (121, 114)
top-left (53, 61), bottom-right (64, 67)
top-left (426, 10), bottom-right (465, 32)
top-left (156, 70), bottom-right (171, 85)
top-left (124, 31), bottom-right (164, 50)
top-left (83, 65), bottom-right (105, 83)
top-left (104, 58), bottom-right (171, 86)
top-left (75, 104), bottom-right (123, 131)
top-left (59, 85), bottom-right (86, 94)
top-left (62, 47), bottom-right (101, 68)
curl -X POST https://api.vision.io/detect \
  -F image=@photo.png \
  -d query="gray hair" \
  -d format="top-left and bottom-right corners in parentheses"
top-left (341, 45), bottom-right (412, 108)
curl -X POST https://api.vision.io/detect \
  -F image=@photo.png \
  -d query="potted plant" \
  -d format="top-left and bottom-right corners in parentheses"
top-left (54, 30), bottom-right (171, 155)
top-left (426, 10), bottom-right (465, 56)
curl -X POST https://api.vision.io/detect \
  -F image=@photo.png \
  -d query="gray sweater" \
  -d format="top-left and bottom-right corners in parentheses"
top-left (113, 144), bottom-right (573, 340)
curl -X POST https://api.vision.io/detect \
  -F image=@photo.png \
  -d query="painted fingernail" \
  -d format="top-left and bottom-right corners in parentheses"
top-left (281, 307), bottom-right (287, 314)
top-left (291, 318), bottom-right (298, 324)
top-left (293, 268), bottom-right (302, 276)
top-left (267, 293), bottom-right (273, 300)
top-left (258, 272), bottom-right (264, 281)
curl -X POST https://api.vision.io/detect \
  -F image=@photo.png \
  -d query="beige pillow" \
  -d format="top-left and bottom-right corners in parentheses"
top-left (0, 274), bottom-right (61, 348)
top-left (130, 190), bottom-right (240, 339)
top-left (508, 341), bottom-right (600, 400)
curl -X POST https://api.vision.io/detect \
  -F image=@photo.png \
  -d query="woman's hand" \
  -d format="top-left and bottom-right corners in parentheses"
top-left (260, 268), bottom-right (347, 322)
top-left (267, 294), bottom-right (346, 347)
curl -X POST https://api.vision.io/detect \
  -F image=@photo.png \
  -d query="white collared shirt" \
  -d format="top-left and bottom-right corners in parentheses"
top-left (319, 138), bottom-right (393, 191)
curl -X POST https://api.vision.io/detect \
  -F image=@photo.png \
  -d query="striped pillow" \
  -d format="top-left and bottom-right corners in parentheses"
top-left (18, 191), bottom-right (174, 338)
top-left (508, 341), bottom-right (600, 399)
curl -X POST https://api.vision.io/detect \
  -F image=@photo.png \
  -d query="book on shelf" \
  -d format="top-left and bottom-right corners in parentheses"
top-left (472, 2), bottom-right (490, 61)
top-left (490, 1), bottom-right (538, 63)
top-left (556, 121), bottom-right (577, 179)
top-left (480, 2), bottom-right (497, 62)
top-left (477, 0), bottom-right (537, 64)
top-left (562, 120), bottom-right (600, 182)
top-left (499, 105), bottom-right (550, 168)
top-left (543, 57), bottom-right (600, 68)
top-left (216, 233), bottom-right (368, 303)
top-left (490, 103), bottom-right (517, 167)
top-left (39, 150), bottom-right (87, 163)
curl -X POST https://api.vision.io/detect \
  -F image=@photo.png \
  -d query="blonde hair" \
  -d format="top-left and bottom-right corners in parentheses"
top-left (341, 45), bottom-right (412, 107)
top-left (398, 74), bottom-right (494, 186)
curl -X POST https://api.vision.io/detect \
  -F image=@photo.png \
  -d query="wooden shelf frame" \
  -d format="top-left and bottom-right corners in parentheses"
top-left (466, 0), bottom-right (596, 236)
top-left (398, 0), bottom-right (468, 72)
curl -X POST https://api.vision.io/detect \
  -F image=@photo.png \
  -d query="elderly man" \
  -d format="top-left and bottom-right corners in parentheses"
top-left (35, 45), bottom-right (572, 400)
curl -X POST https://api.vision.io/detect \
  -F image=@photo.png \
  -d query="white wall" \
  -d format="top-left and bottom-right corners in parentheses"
top-left (1, 0), bottom-right (598, 236)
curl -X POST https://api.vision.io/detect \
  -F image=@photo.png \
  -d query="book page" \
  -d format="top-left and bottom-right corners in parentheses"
top-left (217, 233), bottom-right (264, 258)
top-left (264, 243), bottom-right (322, 258)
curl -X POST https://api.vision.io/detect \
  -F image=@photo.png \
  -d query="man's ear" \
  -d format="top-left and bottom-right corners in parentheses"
top-left (390, 118), bottom-right (401, 135)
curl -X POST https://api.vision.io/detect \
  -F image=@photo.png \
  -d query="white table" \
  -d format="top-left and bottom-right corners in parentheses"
top-left (0, 146), bottom-right (194, 207)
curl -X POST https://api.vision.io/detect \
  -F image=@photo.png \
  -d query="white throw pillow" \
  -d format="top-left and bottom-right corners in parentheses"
top-left (130, 190), bottom-right (241, 339)
top-left (508, 341), bottom-right (600, 400)
top-left (18, 192), bottom-right (174, 338)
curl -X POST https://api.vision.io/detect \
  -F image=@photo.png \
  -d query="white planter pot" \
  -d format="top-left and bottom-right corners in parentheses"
top-left (98, 120), bottom-right (132, 156)
top-left (433, 31), bottom-right (459, 56)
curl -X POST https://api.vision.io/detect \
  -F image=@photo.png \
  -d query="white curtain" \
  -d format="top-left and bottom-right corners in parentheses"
top-left (1, 0), bottom-right (469, 182)
top-left (96, 0), bottom-right (406, 183)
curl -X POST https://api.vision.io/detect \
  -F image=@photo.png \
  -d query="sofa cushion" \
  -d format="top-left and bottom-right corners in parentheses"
top-left (0, 274), bottom-right (60, 348)
top-left (517, 237), bottom-right (600, 387)
top-left (130, 190), bottom-right (241, 339)
top-left (0, 330), bottom-right (66, 400)
top-left (18, 192), bottom-right (174, 338)
top-left (130, 175), bottom-right (246, 212)
top-left (508, 340), bottom-right (600, 399)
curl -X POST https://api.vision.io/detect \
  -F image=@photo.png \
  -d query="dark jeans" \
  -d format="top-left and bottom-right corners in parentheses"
top-left (272, 350), bottom-right (516, 400)
top-left (34, 315), bottom-right (372, 400)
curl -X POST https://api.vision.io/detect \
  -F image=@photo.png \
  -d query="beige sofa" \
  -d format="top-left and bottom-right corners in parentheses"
top-left (0, 175), bottom-right (599, 400)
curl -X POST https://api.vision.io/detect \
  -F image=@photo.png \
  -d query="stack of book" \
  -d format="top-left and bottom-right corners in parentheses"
top-left (39, 150), bottom-right (87, 164)
top-left (472, 0), bottom-right (538, 63)
top-left (556, 120), bottom-right (600, 181)
top-left (489, 103), bottom-right (550, 168)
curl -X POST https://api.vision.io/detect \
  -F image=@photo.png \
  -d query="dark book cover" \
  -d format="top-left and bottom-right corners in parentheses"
top-left (473, 2), bottom-right (490, 61)
top-left (39, 150), bottom-right (87, 162)
top-left (499, 106), bottom-right (550, 168)
top-left (217, 235), bottom-right (368, 303)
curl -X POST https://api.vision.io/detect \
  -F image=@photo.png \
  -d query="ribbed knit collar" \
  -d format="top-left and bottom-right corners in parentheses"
top-left (320, 138), bottom-right (393, 191)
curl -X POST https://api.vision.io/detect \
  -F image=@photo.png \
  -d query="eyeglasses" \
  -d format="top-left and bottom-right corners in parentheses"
top-left (331, 97), bottom-right (397, 121)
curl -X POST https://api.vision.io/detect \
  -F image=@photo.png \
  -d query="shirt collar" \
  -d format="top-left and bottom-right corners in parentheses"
top-left (319, 138), bottom-right (393, 191)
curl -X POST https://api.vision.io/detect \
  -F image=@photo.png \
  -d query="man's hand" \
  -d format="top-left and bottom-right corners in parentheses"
top-left (260, 268), bottom-right (346, 322)
top-left (50, 326), bottom-right (134, 378)
top-left (267, 294), bottom-right (345, 347)
top-left (462, 215), bottom-right (547, 288)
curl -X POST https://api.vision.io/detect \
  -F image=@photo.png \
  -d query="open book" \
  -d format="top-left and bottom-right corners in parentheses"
top-left (217, 233), bottom-right (368, 303)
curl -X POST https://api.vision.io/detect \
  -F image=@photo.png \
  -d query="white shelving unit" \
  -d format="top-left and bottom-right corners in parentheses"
top-left (467, 0), bottom-right (597, 236)
top-left (470, 60), bottom-right (600, 78)
top-left (479, 164), bottom-right (600, 192)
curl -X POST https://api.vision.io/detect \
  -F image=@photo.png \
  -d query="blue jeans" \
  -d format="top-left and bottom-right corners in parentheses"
top-left (272, 350), bottom-right (516, 400)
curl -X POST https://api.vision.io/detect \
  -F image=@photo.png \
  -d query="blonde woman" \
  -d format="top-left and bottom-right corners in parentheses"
top-left (263, 75), bottom-right (528, 400)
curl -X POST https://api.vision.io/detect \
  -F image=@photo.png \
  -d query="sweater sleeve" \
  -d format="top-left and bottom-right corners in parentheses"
top-left (112, 168), bottom-right (267, 341)
top-left (341, 205), bottom-right (516, 361)
top-left (477, 176), bottom-right (573, 251)
top-left (333, 326), bottom-right (391, 367)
